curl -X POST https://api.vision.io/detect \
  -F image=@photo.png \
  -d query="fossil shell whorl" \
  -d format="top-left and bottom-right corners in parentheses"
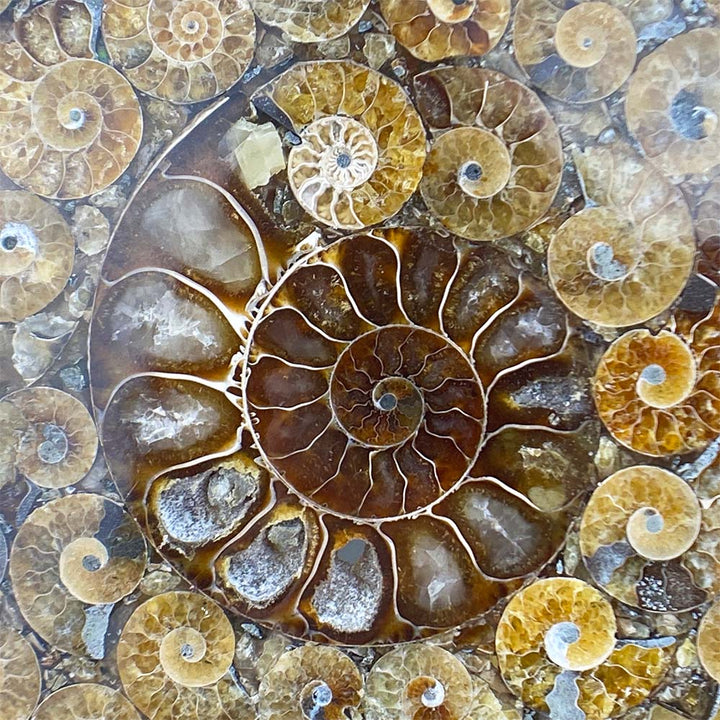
top-left (698, 600), bottom-right (720, 683)
top-left (250, 0), bottom-right (370, 43)
top-left (9, 493), bottom-right (147, 655)
top-left (627, 28), bottom-right (720, 177)
top-left (0, 59), bottom-right (143, 199)
top-left (0, 628), bottom-right (41, 720)
top-left (379, 0), bottom-right (509, 62)
top-left (33, 685), bottom-right (142, 720)
top-left (547, 144), bottom-right (695, 327)
top-left (514, 0), bottom-right (636, 103)
top-left (697, 177), bottom-right (720, 285)
top-left (102, 0), bottom-right (256, 103)
top-left (252, 61), bottom-right (426, 230)
top-left (0, 190), bottom-right (74, 323)
top-left (415, 66), bottom-right (563, 242)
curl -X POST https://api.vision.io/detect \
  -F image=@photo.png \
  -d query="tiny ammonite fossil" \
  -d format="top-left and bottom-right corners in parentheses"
top-left (33, 684), bottom-right (141, 720)
top-left (251, 60), bottom-right (426, 230)
top-left (379, 0), bottom-right (510, 62)
top-left (0, 627), bottom-right (41, 720)
top-left (415, 66), bottom-right (563, 242)
top-left (496, 577), bottom-right (675, 720)
top-left (698, 600), bottom-right (720, 683)
top-left (117, 591), bottom-right (253, 720)
top-left (547, 143), bottom-right (695, 327)
top-left (364, 643), bottom-right (472, 720)
top-left (0, 190), bottom-right (75, 323)
top-left (250, 0), bottom-right (370, 42)
top-left (4, 387), bottom-right (97, 488)
top-left (9, 493), bottom-right (147, 656)
top-left (514, 0), bottom-right (637, 103)
top-left (580, 466), bottom-right (718, 612)
top-left (258, 645), bottom-right (363, 720)
top-left (626, 27), bottom-right (720, 177)
top-left (102, 0), bottom-right (256, 103)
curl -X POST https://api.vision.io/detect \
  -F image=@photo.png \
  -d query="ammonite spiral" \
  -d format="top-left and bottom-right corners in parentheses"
top-left (0, 190), bottom-right (75, 323)
top-left (9, 493), bottom-right (147, 655)
top-left (102, 0), bottom-right (256, 104)
top-left (379, 0), bottom-right (510, 62)
top-left (514, 0), bottom-right (637, 103)
top-left (33, 685), bottom-right (141, 720)
top-left (250, 0), bottom-right (371, 43)
top-left (415, 66), bottom-right (563, 242)
top-left (251, 61), bottom-right (426, 230)
top-left (547, 144), bottom-right (695, 327)
top-left (0, 628), bottom-right (41, 720)
top-left (627, 28), bottom-right (720, 177)
top-left (496, 578), bottom-right (675, 720)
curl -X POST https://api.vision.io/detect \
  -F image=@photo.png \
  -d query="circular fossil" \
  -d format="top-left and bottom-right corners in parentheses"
top-left (415, 66), bottom-right (563, 242)
top-left (626, 28), bottom-right (720, 177)
top-left (547, 144), bottom-right (695, 327)
top-left (379, 0), bottom-right (510, 62)
top-left (117, 591), bottom-right (252, 720)
top-left (0, 59), bottom-right (142, 198)
top-left (514, 0), bottom-right (636, 103)
top-left (4, 387), bottom-right (97, 488)
top-left (250, 0), bottom-right (370, 42)
top-left (258, 645), bottom-right (363, 720)
top-left (33, 685), bottom-right (141, 720)
top-left (9, 493), bottom-right (147, 655)
top-left (0, 628), bottom-right (41, 720)
top-left (496, 577), bottom-right (675, 720)
top-left (364, 644), bottom-right (472, 720)
top-left (102, 0), bottom-right (256, 103)
top-left (698, 600), bottom-right (720, 682)
top-left (580, 466), bottom-right (717, 612)
top-left (0, 190), bottom-right (75, 323)
top-left (251, 61), bottom-right (426, 230)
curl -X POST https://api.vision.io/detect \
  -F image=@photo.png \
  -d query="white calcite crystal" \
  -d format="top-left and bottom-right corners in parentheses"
top-left (226, 119), bottom-right (286, 189)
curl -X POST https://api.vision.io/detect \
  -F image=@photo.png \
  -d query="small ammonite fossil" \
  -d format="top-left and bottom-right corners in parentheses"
top-left (379, 0), bottom-right (510, 62)
top-left (251, 60), bottom-right (426, 230)
top-left (580, 466), bottom-right (718, 612)
top-left (496, 578), bottom-right (675, 720)
top-left (250, 0), bottom-right (370, 43)
top-left (33, 684), bottom-right (141, 720)
top-left (0, 627), bottom-right (41, 720)
top-left (9, 493), bottom-right (147, 656)
top-left (626, 28), bottom-right (720, 177)
top-left (258, 645), bottom-right (363, 720)
top-left (698, 600), bottom-right (720, 683)
top-left (0, 190), bottom-right (75, 323)
top-left (514, 0), bottom-right (637, 103)
top-left (415, 66), bottom-right (563, 242)
top-left (102, 0), bottom-right (256, 103)
top-left (593, 301), bottom-right (720, 456)
top-left (117, 591), bottom-right (253, 720)
top-left (3, 387), bottom-right (97, 488)
top-left (547, 143), bottom-right (695, 327)
top-left (364, 643), bottom-right (472, 720)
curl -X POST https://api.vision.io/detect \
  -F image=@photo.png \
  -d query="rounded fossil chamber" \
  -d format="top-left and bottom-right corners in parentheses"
top-left (415, 66), bottom-right (563, 242)
top-left (33, 685), bottom-right (141, 720)
top-left (626, 28), bottom-right (720, 177)
top-left (514, 0), bottom-right (637, 103)
top-left (495, 578), bottom-right (675, 720)
top-left (0, 627), bottom-right (41, 720)
top-left (102, 0), bottom-right (256, 103)
top-left (251, 61), bottom-right (426, 230)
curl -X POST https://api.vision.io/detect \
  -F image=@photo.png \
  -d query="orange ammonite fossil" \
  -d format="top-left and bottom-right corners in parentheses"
top-left (102, 0), bottom-right (256, 103)
top-left (698, 600), bottom-right (720, 682)
top-left (627, 28), bottom-right (720, 177)
top-left (415, 66), bottom-right (563, 242)
top-left (250, 0), bottom-right (370, 42)
top-left (251, 61), bottom-right (426, 230)
top-left (514, 0), bottom-right (636, 103)
top-left (117, 591), bottom-right (253, 720)
top-left (258, 645), bottom-right (363, 720)
top-left (579, 466), bottom-right (719, 612)
top-left (547, 144), bottom-right (695, 327)
top-left (33, 685), bottom-right (141, 720)
top-left (9, 494), bottom-right (147, 656)
top-left (496, 578), bottom-right (675, 720)
top-left (0, 191), bottom-right (75, 323)
top-left (378, 0), bottom-right (510, 62)
top-left (0, 628), bottom-right (41, 720)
